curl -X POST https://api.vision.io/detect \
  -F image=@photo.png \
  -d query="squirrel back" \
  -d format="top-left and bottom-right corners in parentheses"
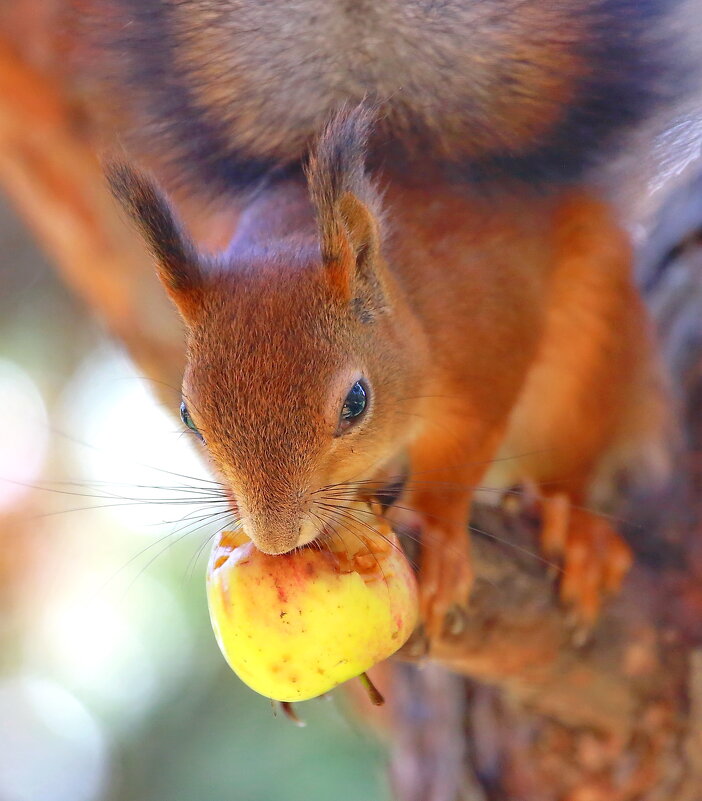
top-left (74, 0), bottom-right (685, 196)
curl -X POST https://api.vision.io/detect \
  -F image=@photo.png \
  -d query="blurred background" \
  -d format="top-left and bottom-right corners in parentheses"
top-left (0, 194), bottom-right (391, 801)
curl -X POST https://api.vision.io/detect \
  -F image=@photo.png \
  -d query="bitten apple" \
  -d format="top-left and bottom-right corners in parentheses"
top-left (206, 506), bottom-right (418, 702)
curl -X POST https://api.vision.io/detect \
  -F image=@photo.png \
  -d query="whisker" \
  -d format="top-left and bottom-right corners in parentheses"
top-left (317, 502), bottom-right (436, 569)
top-left (166, 505), bottom-right (239, 532)
top-left (331, 499), bottom-right (563, 574)
top-left (315, 501), bottom-right (416, 571)
top-left (98, 504), bottom-right (239, 599)
top-left (30, 496), bottom-right (232, 521)
top-left (184, 516), bottom-right (240, 582)
top-left (166, 499), bottom-right (239, 533)
top-left (2, 474), bottom-right (230, 504)
top-left (317, 480), bottom-right (639, 531)
top-left (119, 508), bottom-right (238, 599)
top-left (466, 521), bottom-right (564, 573)
top-left (308, 510), bottom-right (334, 551)
top-left (392, 410), bottom-right (476, 454)
top-left (25, 476), bottom-right (229, 499)
top-left (327, 448), bottom-right (558, 487)
top-left (42, 423), bottom-right (225, 487)
top-left (7, 474), bottom-right (232, 522)
top-left (313, 505), bottom-right (391, 590)
top-left (31, 501), bottom-right (211, 520)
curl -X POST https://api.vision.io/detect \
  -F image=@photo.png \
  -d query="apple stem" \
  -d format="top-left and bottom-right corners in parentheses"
top-left (359, 672), bottom-right (385, 706)
top-left (279, 701), bottom-right (306, 727)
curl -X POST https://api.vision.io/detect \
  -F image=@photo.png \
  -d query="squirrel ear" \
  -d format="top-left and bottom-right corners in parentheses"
top-left (323, 192), bottom-right (381, 302)
top-left (338, 192), bottom-right (379, 278)
top-left (106, 163), bottom-right (202, 315)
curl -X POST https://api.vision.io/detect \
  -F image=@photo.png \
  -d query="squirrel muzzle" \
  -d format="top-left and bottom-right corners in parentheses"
top-left (238, 497), bottom-right (317, 556)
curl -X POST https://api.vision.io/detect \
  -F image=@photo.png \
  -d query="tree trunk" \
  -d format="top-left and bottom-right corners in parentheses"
top-left (2, 7), bottom-right (702, 799)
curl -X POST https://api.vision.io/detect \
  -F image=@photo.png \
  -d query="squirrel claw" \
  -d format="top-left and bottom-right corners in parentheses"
top-left (540, 493), bottom-right (633, 625)
top-left (418, 526), bottom-right (473, 643)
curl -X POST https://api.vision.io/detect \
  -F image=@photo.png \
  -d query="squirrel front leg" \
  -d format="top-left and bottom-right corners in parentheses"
top-left (491, 193), bottom-right (673, 624)
top-left (405, 416), bottom-right (509, 643)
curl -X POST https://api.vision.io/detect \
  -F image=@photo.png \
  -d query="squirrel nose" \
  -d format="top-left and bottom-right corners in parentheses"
top-left (246, 528), bottom-right (298, 555)
top-left (241, 509), bottom-right (318, 555)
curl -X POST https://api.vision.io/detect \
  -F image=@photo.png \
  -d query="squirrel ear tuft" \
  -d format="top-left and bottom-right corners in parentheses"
top-left (106, 162), bottom-right (202, 302)
top-left (306, 104), bottom-right (383, 302)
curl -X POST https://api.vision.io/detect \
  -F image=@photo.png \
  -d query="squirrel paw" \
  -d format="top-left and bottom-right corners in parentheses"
top-left (539, 493), bottom-right (633, 625)
top-left (418, 525), bottom-right (473, 642)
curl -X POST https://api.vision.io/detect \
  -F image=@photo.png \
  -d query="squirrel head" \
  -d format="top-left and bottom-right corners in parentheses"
top-left (108, 106), bottom-right (428, 554)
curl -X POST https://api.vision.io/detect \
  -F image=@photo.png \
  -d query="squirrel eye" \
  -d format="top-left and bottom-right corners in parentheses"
top-left (180, 401), bottom-right (204, 442)
top-left (337, 380), bottom-right (368, 435)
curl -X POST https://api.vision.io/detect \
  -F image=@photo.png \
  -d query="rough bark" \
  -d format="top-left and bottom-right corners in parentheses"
top-left (2, 9), bottom-right (702, 800)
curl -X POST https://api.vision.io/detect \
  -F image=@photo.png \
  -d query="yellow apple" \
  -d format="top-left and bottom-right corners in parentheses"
top-left (206, 506), bottom-right (418, 702)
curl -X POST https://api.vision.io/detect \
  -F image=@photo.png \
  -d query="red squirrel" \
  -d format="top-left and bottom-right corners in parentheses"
top-left (84, 0), bottom-right (683, 636)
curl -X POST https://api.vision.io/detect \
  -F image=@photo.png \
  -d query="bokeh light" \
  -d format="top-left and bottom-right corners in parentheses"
top-left (0, 676), bottom-right (109, 801)
top-left (27, 571), bottom-right (195, 731)
top-left (0, 358), bottom-right (48, 511)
